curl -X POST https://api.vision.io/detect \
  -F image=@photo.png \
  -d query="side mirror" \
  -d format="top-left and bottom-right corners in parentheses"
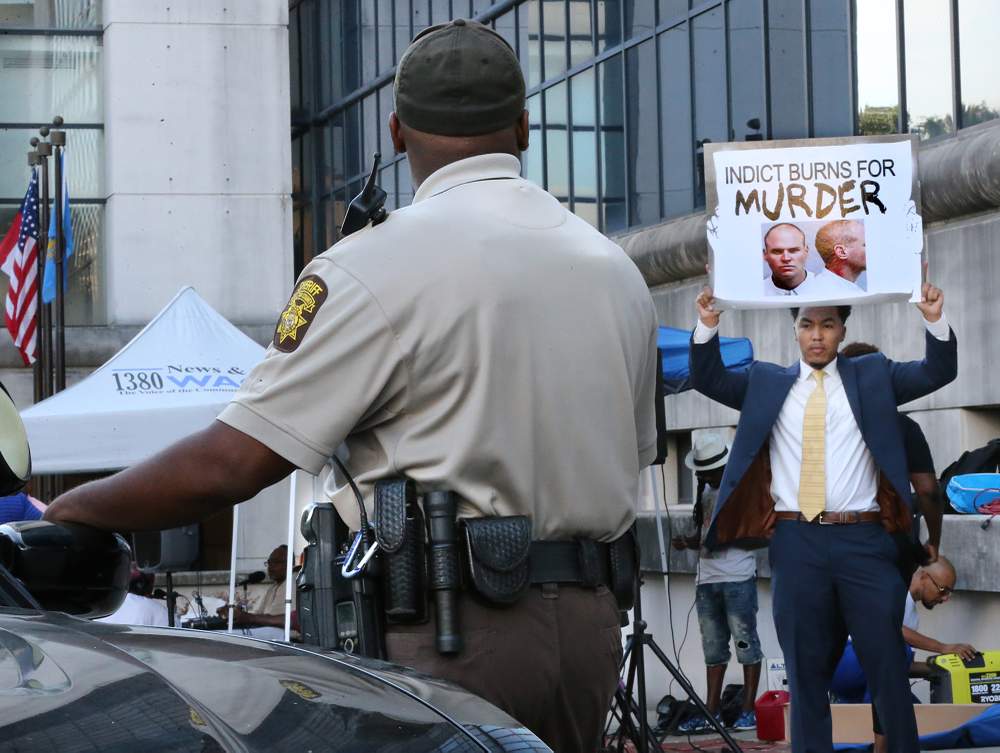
top-left (0, 382), bottom-right (30, 495)
top-left (0, 521), bottom-right (130, 618)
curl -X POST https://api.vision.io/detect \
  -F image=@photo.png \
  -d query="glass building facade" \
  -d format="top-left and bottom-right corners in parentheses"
top-left (290, 0), bottom-right (1000, 276)
top-left (856, 0), bottom-right (1000, 139)
top-left (0, 0), bottom-right (105, 325)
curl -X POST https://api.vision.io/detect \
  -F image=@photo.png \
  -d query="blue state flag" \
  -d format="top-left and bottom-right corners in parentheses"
top-left (41, 152), bottom-right (75, 304)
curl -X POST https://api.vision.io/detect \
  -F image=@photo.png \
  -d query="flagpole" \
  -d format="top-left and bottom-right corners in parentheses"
top-left (48, 118), bottom-right (66, 499)
top-left (51, 116), bottom-right (66, 396)
top-left (35, 130), bottom-right (53, 403)
top-left (37, 129), bottom-right (54, 503)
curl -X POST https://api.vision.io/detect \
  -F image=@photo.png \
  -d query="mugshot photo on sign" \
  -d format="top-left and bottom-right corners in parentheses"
top-left (760, 218), bottom-right (867, 297)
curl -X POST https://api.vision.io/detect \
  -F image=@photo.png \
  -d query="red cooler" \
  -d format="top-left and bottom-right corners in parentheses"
top-left (755, 690), bottom-right (790, 741)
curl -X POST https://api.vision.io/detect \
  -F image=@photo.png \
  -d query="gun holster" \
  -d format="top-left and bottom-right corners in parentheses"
top-left (608, 528), bottom-right (639, 612)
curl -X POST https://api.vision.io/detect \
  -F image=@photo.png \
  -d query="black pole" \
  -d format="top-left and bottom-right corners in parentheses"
top-left (49, 118), bottom-right (67, 500)
top-left (36, 132), bottom-right (52, 403)
top-left (51, 117), bottom-right (66, 395)
top-left (166, 572), bottom-right (176, 628)
top-left (35, 130), bottom-right (53, 504)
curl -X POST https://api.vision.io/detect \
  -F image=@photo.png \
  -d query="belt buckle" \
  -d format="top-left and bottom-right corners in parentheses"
top-left (817, 512), bottom-right (836, 525)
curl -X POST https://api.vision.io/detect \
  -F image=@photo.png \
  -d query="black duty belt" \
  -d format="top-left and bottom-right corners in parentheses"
top-left (528, 540), bottom-right (612, 588)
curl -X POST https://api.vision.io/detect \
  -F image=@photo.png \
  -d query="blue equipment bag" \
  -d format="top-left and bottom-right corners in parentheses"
top-left (946, 473), bottom-right (1000, 514)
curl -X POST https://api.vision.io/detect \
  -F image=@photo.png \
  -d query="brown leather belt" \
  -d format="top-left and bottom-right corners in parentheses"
top-left (774, 510), bottom-right (881, 525)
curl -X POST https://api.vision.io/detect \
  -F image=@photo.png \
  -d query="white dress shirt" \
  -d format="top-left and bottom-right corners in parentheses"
top-left (96, 593), bottom-right (171, 626)
top-left (693, 315), bottom-right (951, 512)
top-left (763, 268), bottom-right (863, 297)
top-left (770, 357), bottom-right (877, 512)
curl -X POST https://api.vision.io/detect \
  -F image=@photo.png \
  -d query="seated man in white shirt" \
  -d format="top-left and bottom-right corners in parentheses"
top-left (762, 222), bottom-right (863, 297)
top-left (97, 565), bottom-right (171, 627)
top-left (217, 545), bottom-right (297, 639)
top-left (831, 557), bottom-right (976, 753)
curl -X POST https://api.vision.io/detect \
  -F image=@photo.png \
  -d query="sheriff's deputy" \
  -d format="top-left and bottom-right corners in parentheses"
top-left (45, 19), bottom-right (659, 752)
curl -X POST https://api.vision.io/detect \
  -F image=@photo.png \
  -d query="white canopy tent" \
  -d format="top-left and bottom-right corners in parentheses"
top-left (21, 286), bottom-right (265, 471)
top-left (20, 287), bottom-right (305, 640)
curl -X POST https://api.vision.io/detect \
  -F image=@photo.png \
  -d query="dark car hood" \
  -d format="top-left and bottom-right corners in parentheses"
top-left (0, 610), bottom-right (546, 752)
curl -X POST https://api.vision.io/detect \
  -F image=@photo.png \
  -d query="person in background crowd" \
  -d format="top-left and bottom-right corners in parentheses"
top-left (217, 544), bottom-right (297, 636)
top-left (0, 490), bottom-right (46, 523)
top-left (672, 433), bottom-right (762, 734)
top-left (831, 557), bottom-right (976, 753)
top-left (97, 564), bottom-right (171, 626)
top-left (841, 342), bottom-right (943, 569)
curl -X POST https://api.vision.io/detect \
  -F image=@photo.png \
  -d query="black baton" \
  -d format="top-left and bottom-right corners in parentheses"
top-left (425, 491), bottom-right (463, 654)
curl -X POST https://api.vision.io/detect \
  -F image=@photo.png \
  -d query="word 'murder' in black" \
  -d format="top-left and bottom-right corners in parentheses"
top-left (734, 180), bottom-right (887, 220)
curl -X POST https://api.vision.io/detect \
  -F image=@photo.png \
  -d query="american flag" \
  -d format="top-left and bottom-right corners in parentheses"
top-left (0, 170), bottom-right (41, 365)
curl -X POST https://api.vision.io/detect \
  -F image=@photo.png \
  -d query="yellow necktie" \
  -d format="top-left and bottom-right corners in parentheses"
top-left (798, 369), bottom-right (827, 521)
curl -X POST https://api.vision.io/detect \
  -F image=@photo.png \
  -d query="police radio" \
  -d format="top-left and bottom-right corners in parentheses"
top-left (340, 152), bottom-right (389, 237)
top-left (296, 457), bottom-right (386, 659)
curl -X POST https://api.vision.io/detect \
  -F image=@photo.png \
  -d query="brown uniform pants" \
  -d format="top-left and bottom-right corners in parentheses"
top-left (386, 584), bottom-right (623, 753)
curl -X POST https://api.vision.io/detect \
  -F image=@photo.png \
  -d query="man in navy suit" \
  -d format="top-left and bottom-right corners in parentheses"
top-left (689, 283), bottom-right (956, 753)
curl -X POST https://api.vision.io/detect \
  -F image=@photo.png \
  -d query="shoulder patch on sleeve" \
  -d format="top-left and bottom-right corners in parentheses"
top-left (274, 274), bottom-right (329, 352)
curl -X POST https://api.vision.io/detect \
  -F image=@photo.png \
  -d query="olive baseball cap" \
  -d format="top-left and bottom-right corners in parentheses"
top-left (394, 18), bottom-right (526, 137)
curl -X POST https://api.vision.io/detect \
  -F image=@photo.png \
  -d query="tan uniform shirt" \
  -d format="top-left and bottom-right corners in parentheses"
top-left (219, 154), bottom-right (658, 541)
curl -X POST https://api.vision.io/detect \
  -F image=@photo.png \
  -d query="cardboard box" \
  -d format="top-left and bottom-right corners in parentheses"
top-left (782, 703), bottom-right (986, 743)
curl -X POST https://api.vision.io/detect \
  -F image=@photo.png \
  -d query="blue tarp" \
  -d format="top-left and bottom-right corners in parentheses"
top-left (658, 326), bottom-right (754, 395)
top-left (835, 705), bottom-right (1000, 751)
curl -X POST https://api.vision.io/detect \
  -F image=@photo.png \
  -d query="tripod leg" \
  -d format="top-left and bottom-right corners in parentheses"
top-left (604, 636), bottom-right (634, 748)
top-left (606, 633), bottom-right (657, 753)
top-left (624, 671), bottom-right (661, 753)
top-left (646, 636), bottom-right (745, 753)
top-left (628, 568), bottom-right (655, 753)
top-left (620, 639), bottom-right (642, 753)
top-left (624, 626), bottom-right (655, 753)
top-left (613, 686), bottom-right (639, 753)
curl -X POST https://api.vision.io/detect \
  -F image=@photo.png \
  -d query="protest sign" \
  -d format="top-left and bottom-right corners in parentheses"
top-left (705, 135), bottom-right (922, 309)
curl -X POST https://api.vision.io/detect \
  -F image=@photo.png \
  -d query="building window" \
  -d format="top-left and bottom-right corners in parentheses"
top-left (855, 0), bottom-right (900, 135)
top-left (0, 0), bottom-right (100, 29)
top-left (570, 69), bottom-right (598, 226)
top-left (957, 0), bottom-right (1000, 128)
top-left (856, 0), bottom-right (1000, 138)
top-left (0, 2), bottom-right (105, 327)
top-left (904, 0), bottom-right (954, 139)
top-left (294, 0), bottom-right (872, 266)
